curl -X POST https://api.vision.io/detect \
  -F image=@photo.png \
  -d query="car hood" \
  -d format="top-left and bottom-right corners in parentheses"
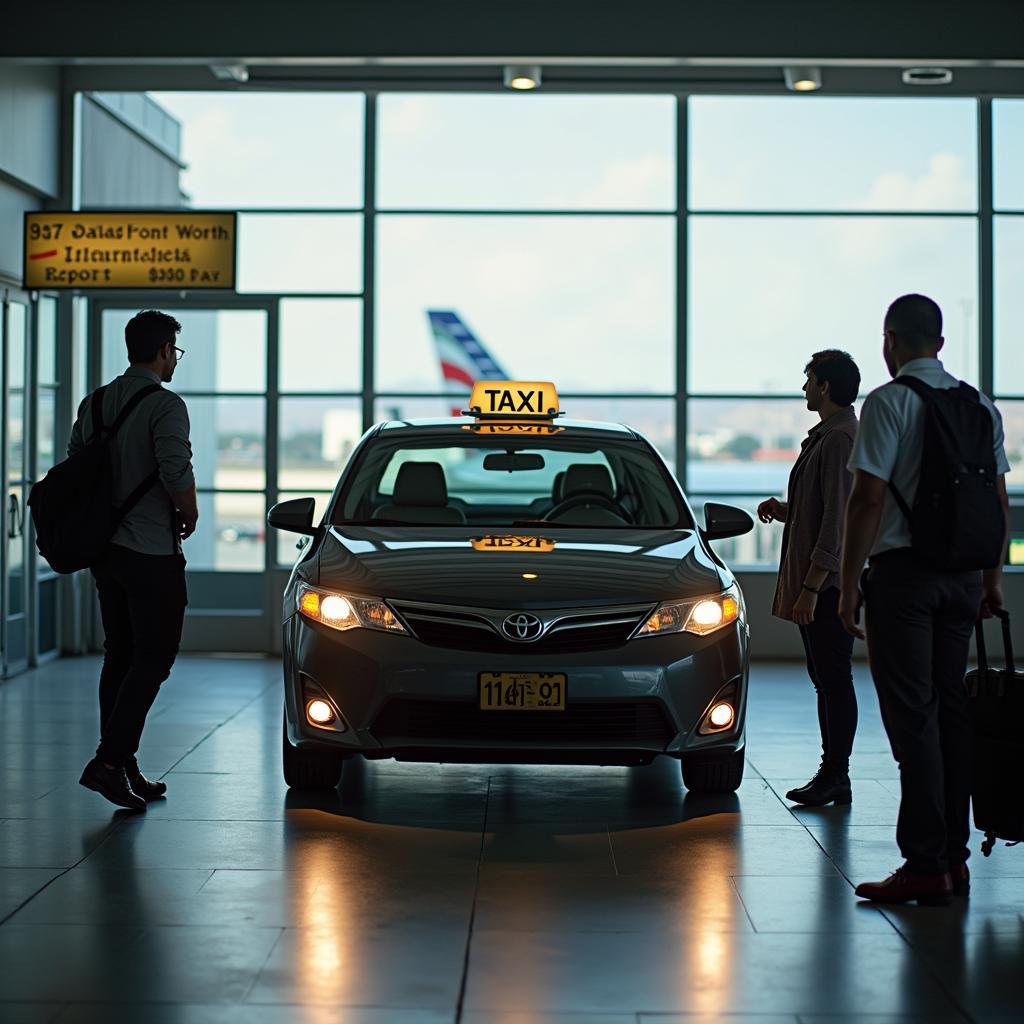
top-left (310, 527), bottom-right (725, 608)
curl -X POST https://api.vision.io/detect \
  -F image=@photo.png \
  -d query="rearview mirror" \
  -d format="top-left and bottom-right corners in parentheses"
top-left (482, 453), bottom-right (546, 472)
top-left (267, 497), bottom-right (318, 536)
top-left (703, 502), bottom-right (754, 541)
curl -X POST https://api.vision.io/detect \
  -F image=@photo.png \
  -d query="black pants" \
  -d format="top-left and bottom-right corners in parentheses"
top-left (864, 549), bottom-right (982, 875)
top-left (797, 586), bottom-right (857, 770)
top-left (91, 544), bottom-right (187, 767)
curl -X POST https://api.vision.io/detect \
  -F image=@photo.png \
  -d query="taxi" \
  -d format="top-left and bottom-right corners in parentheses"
top-left (269, 382), bottom-right (754, 793)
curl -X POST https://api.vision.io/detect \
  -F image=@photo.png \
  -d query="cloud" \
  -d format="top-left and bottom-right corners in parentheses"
top-left (381, 96), bottom-right (440, 142)
top-left (546, 154), bottom-right (674, 209)
top-left (856, 152), bottom-right (974, 211)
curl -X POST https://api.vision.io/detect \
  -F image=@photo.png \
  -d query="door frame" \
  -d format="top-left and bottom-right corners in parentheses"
top-left (1, 288), bottom-right (32, 677)
top-left (88, 294), bottom-right (278, 653)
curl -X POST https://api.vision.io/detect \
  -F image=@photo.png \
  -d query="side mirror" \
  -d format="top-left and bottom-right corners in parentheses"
top-left (703, 502), bottom-right (754, 541)
top-left (267, 497), bottom-right (318, 536)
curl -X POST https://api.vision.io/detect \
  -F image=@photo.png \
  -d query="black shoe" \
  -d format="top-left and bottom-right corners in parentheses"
top-left (786, 762), bottom-right (852, 806)
top-left (79, 758), bottom-right (146, 811)
top-left (126, 757), bottom-right (167, 801)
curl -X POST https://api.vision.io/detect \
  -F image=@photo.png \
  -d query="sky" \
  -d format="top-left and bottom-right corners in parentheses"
top-left (141, 90), bottom-right (1023, 496)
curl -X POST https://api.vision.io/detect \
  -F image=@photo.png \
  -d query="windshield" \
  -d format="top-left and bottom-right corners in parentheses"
top-left (333, 434), bottom-right (691, 529)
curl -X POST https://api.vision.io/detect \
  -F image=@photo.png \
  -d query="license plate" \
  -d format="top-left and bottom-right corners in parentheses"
top-left (479, 672), bottom-right (567, 710)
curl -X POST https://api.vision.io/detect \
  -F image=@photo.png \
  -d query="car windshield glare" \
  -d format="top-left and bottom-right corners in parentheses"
top-left (334, 435), bottom-right (691, 529)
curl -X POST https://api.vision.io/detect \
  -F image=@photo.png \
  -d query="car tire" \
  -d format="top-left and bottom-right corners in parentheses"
top-left (282, 709), bottom-right (347, 790)
top-left (680, 749), bottom-right (745, 794)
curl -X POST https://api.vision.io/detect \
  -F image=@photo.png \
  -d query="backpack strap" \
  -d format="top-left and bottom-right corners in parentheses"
top-left (113, 468), bottom-right (162, 527)
top-left (108, 383), bottom-right (164, 436)
top-left (883, 377), bottom-right (928, 521)
top-left (893, 374), bottom-right (980, 404)
top-left (101, 383), bottom-right (166, 525)
top-left (90, 385), bottom-right (109, 443)
top-left (890, 374), bottom-right (936, 401)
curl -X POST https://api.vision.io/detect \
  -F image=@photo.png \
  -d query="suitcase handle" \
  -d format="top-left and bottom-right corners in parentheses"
top-left (976, 607), bottom-right (1015, 676)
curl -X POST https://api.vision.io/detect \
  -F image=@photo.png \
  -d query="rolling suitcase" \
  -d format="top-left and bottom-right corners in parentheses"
top-left (967, 608), bottom-right (1024, 856)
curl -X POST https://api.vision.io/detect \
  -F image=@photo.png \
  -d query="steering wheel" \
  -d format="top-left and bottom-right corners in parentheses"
top-left (543, 489), bottom-right (631, 522)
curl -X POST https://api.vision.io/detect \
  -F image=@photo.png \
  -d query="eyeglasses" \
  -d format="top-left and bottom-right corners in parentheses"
top-left (173, 346), bottom-right (185, 361)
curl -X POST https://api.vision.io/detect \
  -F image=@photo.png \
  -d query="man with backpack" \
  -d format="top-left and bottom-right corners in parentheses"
top-left (70, 310), bottom-right (198, 811)
top-left (839, 293), bottom-right (1010, 905)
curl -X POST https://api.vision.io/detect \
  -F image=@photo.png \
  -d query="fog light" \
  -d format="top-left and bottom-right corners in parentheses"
top-left (306, 699), bottom-right (335, 725)
top-left (708, 702), bottom-right (735, 729)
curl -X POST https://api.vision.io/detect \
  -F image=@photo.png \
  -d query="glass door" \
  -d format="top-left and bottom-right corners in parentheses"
top-left (2, 296), bottom-right (30, 676)
top-left (93, 298), bottom-right (274, 651)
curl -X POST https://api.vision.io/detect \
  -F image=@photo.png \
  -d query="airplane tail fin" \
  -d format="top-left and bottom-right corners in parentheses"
top-left (427, 311), bottom-right (507, 411)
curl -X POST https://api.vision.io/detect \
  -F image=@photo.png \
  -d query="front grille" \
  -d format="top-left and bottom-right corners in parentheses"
top-left (371, 699), bottom-right (674, 747)
top-left (392, 602), bottom-right (651, 655)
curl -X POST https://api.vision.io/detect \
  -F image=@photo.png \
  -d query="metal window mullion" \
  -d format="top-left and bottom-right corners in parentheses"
top-left (979, 97), bottom-right (995, 398)
top-left (362, 93), bottom-right (377, 433)
top-left (677, 94), bottom-right (688, 487)
top-left (376, 208), bottom-right (675, 217)
top-left (370, 391), bottom-right (677, 400)
top-left (685, 208), bottom-right (977, 218)
top-left (260, 299), bottom-right (278, 614)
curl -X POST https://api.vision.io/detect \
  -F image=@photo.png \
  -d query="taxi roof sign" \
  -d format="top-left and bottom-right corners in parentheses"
top-left (467, 381), bottom-right (560, 421)
top-left (471, 535), bottom-right (557, 553)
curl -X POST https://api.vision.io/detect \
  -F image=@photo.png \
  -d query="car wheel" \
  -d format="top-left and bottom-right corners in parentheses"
top-left (282, 708), bottom-right (347, 790)
top-left (680, 749), bottom-right (745, 794)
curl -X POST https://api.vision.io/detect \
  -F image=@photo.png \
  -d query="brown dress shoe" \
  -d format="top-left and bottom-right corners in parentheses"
top-left (950, 862), bottom-right (970, 899)
top-left (854, 865), bottom-right (953, 906)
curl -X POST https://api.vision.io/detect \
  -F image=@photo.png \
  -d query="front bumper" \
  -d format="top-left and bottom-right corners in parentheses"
top-left (283, 613), bottom-right (748, 765)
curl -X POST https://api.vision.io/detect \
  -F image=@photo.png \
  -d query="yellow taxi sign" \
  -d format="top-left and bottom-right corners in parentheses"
top-left (471, 536), bottom-right (556, 553)
top-left (23, 211), bottom-right (236, 289)
top-left (468, 381), bottom-right (560, 419)
top-left (462, 422), bottom-right (564, 436)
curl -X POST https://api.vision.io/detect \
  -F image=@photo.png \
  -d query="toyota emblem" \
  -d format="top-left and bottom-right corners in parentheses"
top-left (502, 612), bottom-right (543, 642)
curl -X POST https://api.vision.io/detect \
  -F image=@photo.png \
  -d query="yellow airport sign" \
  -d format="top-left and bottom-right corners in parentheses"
top-left (23, 211), bottom-right (236, 289)
top-left (471, 536), bottom-right (556, 553)
top-left (468, 381), bottom-right (560, 418)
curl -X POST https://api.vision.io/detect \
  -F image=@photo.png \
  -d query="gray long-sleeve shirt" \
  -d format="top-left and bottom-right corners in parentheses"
top-left (68, 366), bottom-right (195, 556)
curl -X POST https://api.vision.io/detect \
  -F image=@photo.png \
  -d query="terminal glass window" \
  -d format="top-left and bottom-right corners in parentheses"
top-left (375, 215), bottom-right (675, 395)
top-left (994, 99), bottom-right (1024, 212)
top-left (686, 95), bottom-right (980, 565)
top-left (377, 94), bottom-right (676, 211)
top-left (687, 215), bottom-right (979, 396)
top-left (689, 97), bottom-right (977, 212)
top-left (79, 89), bottom-right (1006, 579)
top-left (100, 308), bottom-right (268, 572)
top-left (148, 92), bottom-right (364, 208)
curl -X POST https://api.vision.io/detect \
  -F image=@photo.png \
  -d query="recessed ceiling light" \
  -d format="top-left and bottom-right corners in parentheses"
top-left (784, 66), bottom-right (822, 92)
top-left (504, 65), bottom-right (542, 91)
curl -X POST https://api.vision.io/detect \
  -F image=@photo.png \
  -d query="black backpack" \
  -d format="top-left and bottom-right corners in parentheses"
top-left (27, 383), bottom-right (163, 574)
top-left (888, 375), bottom-right (1005, 571)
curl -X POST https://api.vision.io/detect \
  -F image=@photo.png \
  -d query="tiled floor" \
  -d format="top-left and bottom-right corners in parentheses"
top-left (1, 655), bottom-right (1022, 1023)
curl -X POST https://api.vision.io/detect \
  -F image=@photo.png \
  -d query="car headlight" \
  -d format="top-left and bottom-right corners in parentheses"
top-left (296, 583), bottom-right (407, 634)
top-left (633, 585), bottom-right (742, 638)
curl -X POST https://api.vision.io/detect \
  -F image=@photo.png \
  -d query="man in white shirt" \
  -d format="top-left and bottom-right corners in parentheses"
top-left (839, 294), bottom-right (1009, 906)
